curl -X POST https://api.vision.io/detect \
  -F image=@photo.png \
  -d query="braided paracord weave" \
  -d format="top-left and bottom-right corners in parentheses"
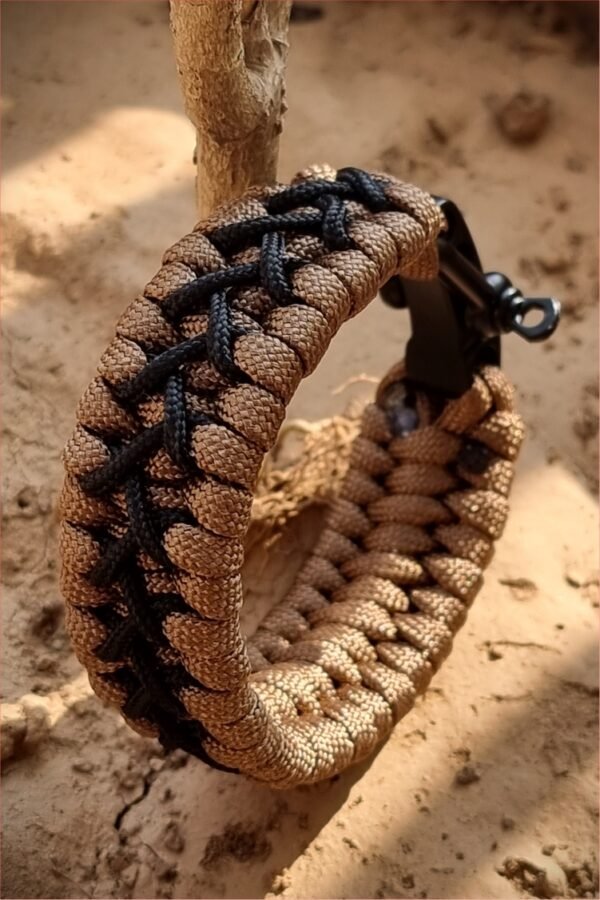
top-left (59, 166), bottom-right (524, 788)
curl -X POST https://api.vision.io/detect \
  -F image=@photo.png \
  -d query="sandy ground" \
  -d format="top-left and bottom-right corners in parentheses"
top-left (1, 2), bottom-right (598, 899)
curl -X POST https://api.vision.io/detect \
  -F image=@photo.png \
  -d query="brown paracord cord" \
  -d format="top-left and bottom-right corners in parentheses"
top-left (59, 165), bottom-right (524, 788)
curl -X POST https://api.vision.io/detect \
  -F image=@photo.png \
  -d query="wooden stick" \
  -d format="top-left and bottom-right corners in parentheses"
top-left (169, 0), bottom-right (292, 218)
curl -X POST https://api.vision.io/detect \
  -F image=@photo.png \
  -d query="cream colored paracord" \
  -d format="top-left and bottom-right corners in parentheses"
top-left (59, 166), bottom-right (524, 788)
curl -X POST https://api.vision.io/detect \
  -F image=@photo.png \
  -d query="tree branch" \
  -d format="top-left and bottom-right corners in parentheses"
top-left (169, 0), bottom-right (292, 217)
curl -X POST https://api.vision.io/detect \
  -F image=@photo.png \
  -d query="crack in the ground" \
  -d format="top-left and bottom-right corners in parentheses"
top-left (114, 764), bottom-right (163, 832)
top-left (113, 750), bottom-right (188, 833)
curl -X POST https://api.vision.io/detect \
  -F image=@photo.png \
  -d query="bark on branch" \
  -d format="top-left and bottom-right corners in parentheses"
top-left (169, 0), bottom-right (292, 218)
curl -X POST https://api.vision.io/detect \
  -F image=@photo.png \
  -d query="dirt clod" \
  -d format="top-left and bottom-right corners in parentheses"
top-left (72, 760), bottom-right (94, 774)
top-left (35, 655), bottom-right (58, 673)
top-left (490, 90), bottom-right (552, 143)
top-left (271, 869), bottom-right (292, 894)
top-left (202, 823), bottom-right (272, 870)
top-left (30, 602), bottom-right (63, 641)
top-left (162, 822), bottom-right (185, 854)
top-left (121, 864), bottom-right (139, 890)
top-left (498, 855), bottom-right (568, 898)
top-left (343, 836), bottom-right (360, 851)
top-left (454, 765), bottom-right (481, 786)
top-left (573, 410), bottom-right (599, 444)
top-left (1, 695), bottom-right (51, 761)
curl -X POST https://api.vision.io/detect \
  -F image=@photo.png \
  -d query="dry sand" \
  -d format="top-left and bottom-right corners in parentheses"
top-left (1, 2), bottom-right (598, 898)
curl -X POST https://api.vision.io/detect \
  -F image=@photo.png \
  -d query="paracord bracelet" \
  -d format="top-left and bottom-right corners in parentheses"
top-left (59, 166), bottom-right (550, 788)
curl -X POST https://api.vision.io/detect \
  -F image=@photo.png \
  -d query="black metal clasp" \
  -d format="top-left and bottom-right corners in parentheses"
top-left (380, 197), bottom-right (561, 396)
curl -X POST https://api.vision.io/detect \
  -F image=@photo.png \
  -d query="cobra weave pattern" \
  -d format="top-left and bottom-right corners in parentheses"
top-left (59, 166), bottom-right (524, 787)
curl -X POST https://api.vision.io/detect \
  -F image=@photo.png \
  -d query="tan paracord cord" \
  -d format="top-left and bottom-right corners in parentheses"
top-left (59, 166), bottom-right (525, 788)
